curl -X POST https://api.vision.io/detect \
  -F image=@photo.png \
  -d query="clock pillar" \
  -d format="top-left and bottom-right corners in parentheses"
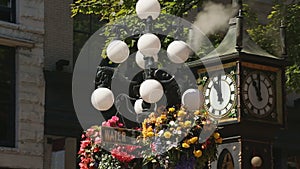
top-left (189, 10), bottom-right (287, 169)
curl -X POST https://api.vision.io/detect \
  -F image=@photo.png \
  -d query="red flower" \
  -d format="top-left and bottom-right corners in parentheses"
top-left (86, 128), bottom-right (95, 137)
top-left (81, 134), bottom-right (86, 139)
top-left (111, 116), bottom-right (119, 122)
top-left (110, 146), bottom-right (136, 163)
top-left (78, 148), bottom-right (85, 155)
top-left (117, 122), bottom-right (124, 127)
top-left (79, 162), bottom-right (88, 169)
top-left (93, 147), bottom-right (100, 152)
top-left (108, 119), bottom-right (117, 127)
top-left (80, 139), bottom-right (91, 149)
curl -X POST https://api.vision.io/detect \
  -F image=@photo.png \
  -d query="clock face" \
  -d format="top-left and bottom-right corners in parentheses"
top-left (242, 71), bottom-right (275, 117)
top-left (204, 74), bottom-right (237, 118)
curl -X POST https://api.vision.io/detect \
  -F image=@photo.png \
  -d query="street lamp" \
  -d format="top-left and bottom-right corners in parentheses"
top-left (90, 0), bottom-right (202, 115)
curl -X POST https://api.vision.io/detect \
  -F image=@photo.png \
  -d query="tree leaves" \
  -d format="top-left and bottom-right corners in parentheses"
top-left (247, 2), bottom-right (300, 93)
top-left (71, 0), bottom-right (203, 21)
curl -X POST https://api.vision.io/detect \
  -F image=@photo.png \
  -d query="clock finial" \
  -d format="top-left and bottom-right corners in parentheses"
top-left (236, 9), bottom-right (243, 52)
top-left (280, 19), bottom-right (288, 59)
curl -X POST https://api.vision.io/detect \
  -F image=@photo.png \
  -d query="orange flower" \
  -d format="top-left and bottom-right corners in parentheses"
top-left (213, 132), bottom-right (220, 139)
top-left (216, 137), bottom-right (223, 144)
top-left (188, 137), bottom-right (198, 144)
top-left (182, 142), bottom-right (190, 148)
top-left (160, 114), bottom-right (167, 120)
top-left (193, 150), bottom-right (202, 158)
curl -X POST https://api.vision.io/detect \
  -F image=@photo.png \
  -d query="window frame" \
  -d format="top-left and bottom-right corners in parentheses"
top-left (73, 14), bottom-right (107, 65)
top-left (0, 0), bottom-right (16, 23)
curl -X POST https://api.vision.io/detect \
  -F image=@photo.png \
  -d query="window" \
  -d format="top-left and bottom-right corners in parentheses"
top-left (0, 0), bottom-right (16, 22)
top-left (0, 45), bottom-right (15, 147)
top-left (73, 14), bottom-right (107, 64)
top-left (217, 149), bottom-right (234, 169)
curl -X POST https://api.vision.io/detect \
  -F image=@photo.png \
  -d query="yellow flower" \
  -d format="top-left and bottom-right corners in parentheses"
top-left (169, 107), bottom-right (175, 112)
top-left (182, 142), bottom-right (190, 148)
top-left (213, 132), bottom-right (220, 139)
top-left (188, 137), bottom-right (198, 144)
top-left (164, 131), bottom-right (172, 139)
top-left (204, 111), bottom-right (208, 116)
top-left (184, 121), bottom-right (192, 127)
top-left (147, 132), bottom-right (154, 137)
top-left (147, 126), bottom-right (153, 132)
top-left (193, 150), bottom-right (202, 158)
top-left (179, 122), bottom-right (184, 127)
top-left (177, 110), bottom-right (186, 117)
top-left (156, 117), bottom-right (162, 124)
top-left (194, 110), bottom-right (201, 115)
top-left (142, 131), bottom-right (147, 137)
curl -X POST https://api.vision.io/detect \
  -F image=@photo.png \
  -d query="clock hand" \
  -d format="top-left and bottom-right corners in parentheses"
top-left (257, 73), bottom-right (262, 101)
top-left (217, 75), bottom-right (223, 104)
top-left (251, 74), bottom-right (262, 101)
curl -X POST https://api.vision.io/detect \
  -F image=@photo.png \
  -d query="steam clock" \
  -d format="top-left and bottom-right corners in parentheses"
top-left (189, 11), bottom-right (287, 169)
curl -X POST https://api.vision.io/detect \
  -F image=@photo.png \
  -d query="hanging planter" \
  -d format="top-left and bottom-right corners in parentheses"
top-left (78, 107), bottom-right (222, 169)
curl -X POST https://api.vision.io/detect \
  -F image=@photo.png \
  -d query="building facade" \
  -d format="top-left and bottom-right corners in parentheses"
top-left (0, 0), bottom-right (45, 168)
top-left (0, 0), bottom-right (299, 169)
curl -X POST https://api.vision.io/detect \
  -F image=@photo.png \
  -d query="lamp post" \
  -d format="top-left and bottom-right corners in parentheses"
top-left (90, 0), bottom-right (202, 121)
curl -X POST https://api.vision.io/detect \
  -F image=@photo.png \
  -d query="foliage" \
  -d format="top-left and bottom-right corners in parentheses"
top-left (71, 0), bottom-right (202, 20)
top-left (246, 1), bottom-right (300, 93)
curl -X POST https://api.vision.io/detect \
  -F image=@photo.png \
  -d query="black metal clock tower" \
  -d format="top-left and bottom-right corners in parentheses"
top-left (189, 9), bottom-right (287, 169)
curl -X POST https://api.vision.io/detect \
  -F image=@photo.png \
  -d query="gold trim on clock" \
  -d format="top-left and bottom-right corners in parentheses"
top-left (241, 62), bottom-right (280, 72)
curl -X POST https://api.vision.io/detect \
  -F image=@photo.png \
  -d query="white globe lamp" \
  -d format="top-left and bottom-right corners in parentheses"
top-left (91, 87), bottom-right (114, 111)
top-left (134, 99), bottom-right (144, 114)
top-left (106, 40), bottom-right (130, 63)
top-left (182, 88), bottom-right (203, 111)
top-left (251, 156), bottom-right (263, 167)
top-left (139, 79), bottom-right (163, 103)
top-left (136, 0), bottom-right (161, 20)
top-left (135, 51), bottom-right (158, 69)
top-left (167, 40), bottom-right (190, 63)
top-left (137, 33), bottom-right (161, 56)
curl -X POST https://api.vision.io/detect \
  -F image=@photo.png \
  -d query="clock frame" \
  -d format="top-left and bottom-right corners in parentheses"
top-left (197, 62), bottom-right (238, 123)
top-left (203, 73), bottom-right (237, 118)
top-left (242, 71), bottom-right (275, 118)
top-left (241, 62), bottom-right (283, 124)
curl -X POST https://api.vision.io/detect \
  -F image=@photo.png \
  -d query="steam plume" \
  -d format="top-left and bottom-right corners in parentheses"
top-left (189, 2), bottom-right (237, 52)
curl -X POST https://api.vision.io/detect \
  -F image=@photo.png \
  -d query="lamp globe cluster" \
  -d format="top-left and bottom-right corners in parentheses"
top-left (91, 0), bottom-right (200, 113)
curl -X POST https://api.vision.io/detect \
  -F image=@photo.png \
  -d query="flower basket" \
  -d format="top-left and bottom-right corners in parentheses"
top-left (78, 107), bottom-right (222, 169)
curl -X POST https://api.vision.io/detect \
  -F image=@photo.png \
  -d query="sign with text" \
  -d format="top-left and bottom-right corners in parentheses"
top-left (101, 126), bottom-right (141, 145)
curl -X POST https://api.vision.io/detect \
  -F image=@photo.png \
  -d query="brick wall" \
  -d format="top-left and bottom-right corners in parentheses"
top-left (44, 0), bottom-right (73, 72)
top-left (0, 0), bottom-right (45, 168)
